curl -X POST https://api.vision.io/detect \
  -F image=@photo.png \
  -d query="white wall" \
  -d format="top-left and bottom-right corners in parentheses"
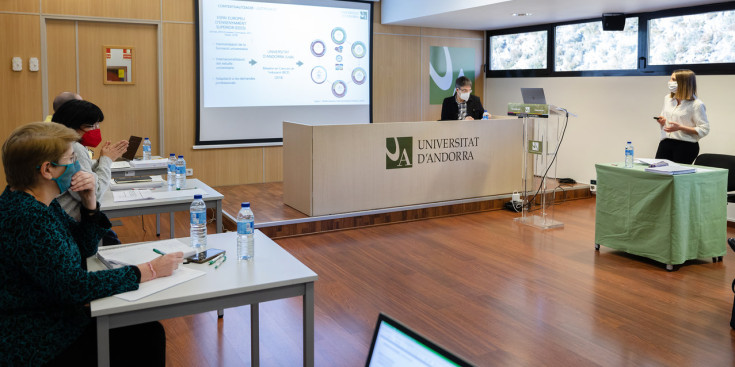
top-left (484, 75), bottom-right (735, 184)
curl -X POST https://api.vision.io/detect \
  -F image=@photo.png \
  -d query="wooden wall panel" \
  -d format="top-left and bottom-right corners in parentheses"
top-left (264, 146), bottom-right (283, 182)
top-left (163, 0), bottom-right (195, 22)
top-left (77, 22), bottom-right (159, 157)
top-left (163, 23), bottom-right (264, 187)
top-left (42, 0), bottom-right (160, 20)
top-left (45, 20), bottom-right (78, 113)
top-left (372, 34), bottom-right (422, 123)
top-left (0, 14), bottom-right (43, 186)
top-left (0, 0), bottom-right (39, 13)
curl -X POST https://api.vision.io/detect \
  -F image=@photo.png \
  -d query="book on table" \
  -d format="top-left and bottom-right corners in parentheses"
top-left (644, 164), bottom-right (696, 175)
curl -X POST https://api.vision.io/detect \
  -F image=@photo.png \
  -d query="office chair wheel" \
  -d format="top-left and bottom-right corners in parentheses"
top-left (595, 244), bottom-right (600, 251)
top-left (666, 264), bottom-right (674, 271)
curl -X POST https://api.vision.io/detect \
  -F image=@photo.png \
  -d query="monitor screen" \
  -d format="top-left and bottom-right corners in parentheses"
top-left (365, 314), bottom-right (474, 367)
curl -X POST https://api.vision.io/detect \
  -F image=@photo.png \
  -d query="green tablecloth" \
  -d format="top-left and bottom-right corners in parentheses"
top-left (594, 162), bottom-right (727, 265)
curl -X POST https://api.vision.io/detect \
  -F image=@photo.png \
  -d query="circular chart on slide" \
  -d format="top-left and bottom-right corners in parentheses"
top-left (351, 41), bottom-right (366, 58)
top-left (310, 40), bottom-right (326, 57)
top-left (331, 27), bottom-right (346, 44)
top-left (332, 80), bottom-right (347, 98)
top-left (336, 55), bottom-right (343, 62)
top-left (351, 67), bottom-right (366, 85)
top-left (311, 66), bottom-right (328, 84)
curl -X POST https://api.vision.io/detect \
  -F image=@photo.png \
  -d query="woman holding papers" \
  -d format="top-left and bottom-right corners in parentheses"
top-left (0, 122), bottom-right (182, 366)
top-left (53, 100), bottom-right (128, 244)
top-left (654, 69), bottom-right (710, 164)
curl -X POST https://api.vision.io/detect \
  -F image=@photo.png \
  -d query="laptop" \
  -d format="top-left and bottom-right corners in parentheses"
top-left (365, 313), bottom-right (474, 367)
top-left (521, 88), bottom-right (547, 105)
top-left (119, 135), bottom-right (143, 161)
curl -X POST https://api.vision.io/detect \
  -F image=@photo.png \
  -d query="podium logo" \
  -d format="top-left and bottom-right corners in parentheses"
top-left (386, 137), bottom-right (412, 169)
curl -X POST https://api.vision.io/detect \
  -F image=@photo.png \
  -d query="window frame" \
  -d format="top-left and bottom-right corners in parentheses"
top-left (485, 2), bottom-right (735, 78)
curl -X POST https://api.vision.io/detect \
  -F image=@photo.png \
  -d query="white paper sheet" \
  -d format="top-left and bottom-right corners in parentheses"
top-left (112, 189), bottom-right (154, 202)
top-left (114, 266), bottom-right (206, 302)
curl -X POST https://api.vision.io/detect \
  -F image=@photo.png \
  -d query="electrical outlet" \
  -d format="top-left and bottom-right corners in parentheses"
top-left (29, 57), bottom-right (39, 72)
top-left (12, 57), bottom-right (22, 71)
top-left (590, 179), bottom-right (597, 194)
top-left (186, 168), bottom-right (193, 176)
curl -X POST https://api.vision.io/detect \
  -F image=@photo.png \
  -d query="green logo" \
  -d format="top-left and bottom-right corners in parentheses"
top-left (386, 137), bottom-right (412, 169)
top-left (528, 140), bottom-right (543, 155)
top-left (429, 46), bottom-right (476, 105)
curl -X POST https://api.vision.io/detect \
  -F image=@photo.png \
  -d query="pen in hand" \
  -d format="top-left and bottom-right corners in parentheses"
top-left (153, 248), bottom-right (165, 256)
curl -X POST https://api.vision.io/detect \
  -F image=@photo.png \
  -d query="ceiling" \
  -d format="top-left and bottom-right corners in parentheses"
top-left (379, 0), bottom-right (732, 30)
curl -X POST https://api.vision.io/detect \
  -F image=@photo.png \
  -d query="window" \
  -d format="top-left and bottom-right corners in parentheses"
top-left (485, 3), bottom-right (735, 77)
top-left (489, 30), bottom-right (547, 70)
top-left (555, 18), bottom-right (638, 71)
top-left (648, 10), bottom-right (735, 65)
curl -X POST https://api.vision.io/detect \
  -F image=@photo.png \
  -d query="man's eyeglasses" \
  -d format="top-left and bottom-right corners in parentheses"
top-left (81, 122), bottom-right (100, 130)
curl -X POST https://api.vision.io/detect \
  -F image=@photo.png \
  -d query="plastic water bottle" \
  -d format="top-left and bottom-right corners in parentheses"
top-left (625, 141), bottom-right (634, 168)
top-left (142, 137), bottom-right (151, 160)
top-left (236, 202), bottom-right (255, 262)
top-left (167, 153), bottom-right (176, 188)
top-left (482, 110), bottom-right (490, 120)
top-left (175, 155), bottom-right (186, 190)
top-left (190, 194), bottom-right (207, 248)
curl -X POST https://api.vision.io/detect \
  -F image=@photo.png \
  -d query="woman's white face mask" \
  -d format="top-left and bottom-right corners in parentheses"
top-left (668, 81), bottom-right (678, 93)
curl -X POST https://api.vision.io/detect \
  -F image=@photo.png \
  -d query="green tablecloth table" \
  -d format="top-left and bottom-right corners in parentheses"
top-left (594, 162), bottom-right (727, 269)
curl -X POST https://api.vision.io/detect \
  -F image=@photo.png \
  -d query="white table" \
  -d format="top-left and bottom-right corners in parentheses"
top-left (88, 231), bottom-right (318, 367)
top-left (99, 179), bottom-right (224, 238)
top-left (110, 165), bottom-right (168, 178)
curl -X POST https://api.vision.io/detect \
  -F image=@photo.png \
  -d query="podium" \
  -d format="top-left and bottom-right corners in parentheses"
top-left (508, 103), bottom-right (566, 230)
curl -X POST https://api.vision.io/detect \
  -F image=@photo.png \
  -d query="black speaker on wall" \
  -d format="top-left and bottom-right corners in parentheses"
top-left (602, 13), bottom-right (626, 31)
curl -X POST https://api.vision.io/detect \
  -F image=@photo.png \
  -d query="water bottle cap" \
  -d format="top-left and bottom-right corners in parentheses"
top-left (241, 202), bottom-right (250, 208)
top-left (170, 153), bottom-right (175, 157)
top-left (194, 194), bottom-right (202, 199)
top-left (627, 141), bottom-right (631, 144)
top-left (144, 137), bottom-right (149, 140)
top-left (178, 155), bottom-right (184, 158)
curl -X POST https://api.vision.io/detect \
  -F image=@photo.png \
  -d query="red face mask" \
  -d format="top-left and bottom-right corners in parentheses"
top-left (80, 129), bottom-right (102, 148)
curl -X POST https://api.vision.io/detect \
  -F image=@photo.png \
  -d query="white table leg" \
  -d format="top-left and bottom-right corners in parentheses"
top-left (97, 316), bottom-right (110, 367)
top-left (216, 200), bottom-right (223, 233)
top-left (303, 282), bottom-right (314, 367)
top-left (169, 212), bottom-right (175, 238)
top-left (251, 303), bottom-right (260, 366)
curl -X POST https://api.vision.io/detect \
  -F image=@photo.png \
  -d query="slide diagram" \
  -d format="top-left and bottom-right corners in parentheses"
top-left (308, 27), bottom-right (369, 99)
top-left (201, 1), bottom-right (370, 108)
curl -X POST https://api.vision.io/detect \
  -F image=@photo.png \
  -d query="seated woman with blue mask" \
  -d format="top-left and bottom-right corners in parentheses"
top-left (0, 122), bottom-right (182, 366)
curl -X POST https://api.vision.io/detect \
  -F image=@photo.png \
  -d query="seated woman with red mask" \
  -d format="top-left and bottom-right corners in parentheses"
top-left (52, 100), bottom-right (128, 244)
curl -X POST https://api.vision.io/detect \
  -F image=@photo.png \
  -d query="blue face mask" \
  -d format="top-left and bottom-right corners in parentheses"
top-left (50, 160), bottom-right (81, 194)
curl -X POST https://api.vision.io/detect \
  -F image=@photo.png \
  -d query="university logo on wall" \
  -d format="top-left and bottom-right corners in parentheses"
top-left (429, 46), bottom-right (476, 105)
top-left (386, 137), bottom-right (412, 169)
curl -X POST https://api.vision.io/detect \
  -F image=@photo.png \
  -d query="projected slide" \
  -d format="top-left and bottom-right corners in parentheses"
top-left (201, 0), bottom-right (371, 107)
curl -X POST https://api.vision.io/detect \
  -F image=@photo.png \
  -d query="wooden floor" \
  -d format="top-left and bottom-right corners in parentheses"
top-left (113, 198), bottom-right (735, 366)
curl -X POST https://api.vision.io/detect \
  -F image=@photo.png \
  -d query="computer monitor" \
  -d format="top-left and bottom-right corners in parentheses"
top-left (365, 313), bottom-right (474, 367)
top-left (521, 87), bottom-right (547, 105)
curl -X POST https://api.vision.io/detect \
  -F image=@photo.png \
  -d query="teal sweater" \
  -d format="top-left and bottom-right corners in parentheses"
top-left (0, 187), bottom-right (140, 365)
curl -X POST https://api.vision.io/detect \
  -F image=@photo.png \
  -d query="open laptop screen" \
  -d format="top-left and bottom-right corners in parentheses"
top-left (520, 87), bottom-right (547, 105)
top-left (365, 314), bottom-right (474, 367)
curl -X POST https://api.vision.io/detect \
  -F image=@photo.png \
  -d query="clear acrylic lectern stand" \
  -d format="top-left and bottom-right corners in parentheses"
top-left (512, 104), bottom-right (564, 230)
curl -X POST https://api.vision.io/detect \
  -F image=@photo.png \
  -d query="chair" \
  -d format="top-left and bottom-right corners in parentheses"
top-left (694, 153), bottom-right (735, 260)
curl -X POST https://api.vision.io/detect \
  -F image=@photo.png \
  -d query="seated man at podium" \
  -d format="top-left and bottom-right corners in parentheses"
top-left (440, 76), bottom-right (485, 121)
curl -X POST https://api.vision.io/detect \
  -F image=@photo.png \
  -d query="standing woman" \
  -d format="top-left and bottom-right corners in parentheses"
top-left (654, 69), bottom-right (710, 164)
top-left (0, 122), bottom-right (181, 366)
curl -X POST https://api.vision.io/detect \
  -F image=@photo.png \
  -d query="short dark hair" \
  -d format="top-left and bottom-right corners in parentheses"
top-left (51, 99), bottom-right (104, 130)
top-left (52, 91), bottom-right (82, 112)
top-left (455, 76), bottom-right (472, 89)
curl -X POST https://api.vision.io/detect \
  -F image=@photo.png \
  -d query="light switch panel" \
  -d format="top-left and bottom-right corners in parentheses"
top-left (12, 57), bottom-right (22, 71)
top-left (29, 57), bottom-right (39, 72)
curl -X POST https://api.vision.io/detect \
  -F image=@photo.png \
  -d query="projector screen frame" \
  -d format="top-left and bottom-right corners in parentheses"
top-left (194, 0), bottom-right (374, 148)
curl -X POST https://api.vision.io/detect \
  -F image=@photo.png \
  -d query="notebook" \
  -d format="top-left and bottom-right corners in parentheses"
top-left (365, 313), bottom-right (474, 367)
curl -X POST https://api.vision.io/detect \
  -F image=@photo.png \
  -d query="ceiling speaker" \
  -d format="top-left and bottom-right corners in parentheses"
top-left (602, 13), bottom-right (626, 31)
